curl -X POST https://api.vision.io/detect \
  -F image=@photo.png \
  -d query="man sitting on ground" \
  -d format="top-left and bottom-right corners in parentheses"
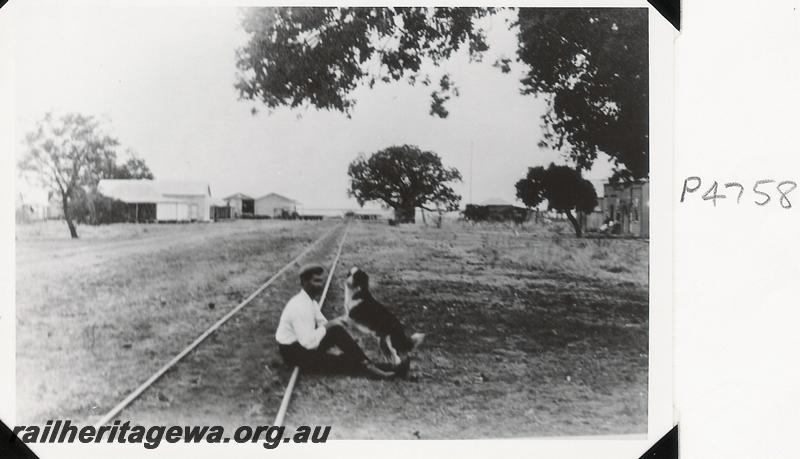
top-left (275, 263), bottom-right (406, 379)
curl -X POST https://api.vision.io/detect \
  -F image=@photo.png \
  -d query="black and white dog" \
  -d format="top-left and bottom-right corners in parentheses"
top-left (343, 267), bottom-right (425, 365)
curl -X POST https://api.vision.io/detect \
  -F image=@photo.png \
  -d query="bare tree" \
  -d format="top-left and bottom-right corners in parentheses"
top-left (19, 113), bottom-right (120, 238)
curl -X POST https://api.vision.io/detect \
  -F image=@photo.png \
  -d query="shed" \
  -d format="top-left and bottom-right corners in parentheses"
top-left (210, 199), bottom-right (232, 221)
top-left (254, 193), bottom-right (298, 218)
top-left (464, 198), bottom-right (529, 223)
top-left (157, 180), bottom-right (213, 222)
top-left (222, 193), bottom-right (255, 218)
top-left (98, 179), bottom-right (213, 222)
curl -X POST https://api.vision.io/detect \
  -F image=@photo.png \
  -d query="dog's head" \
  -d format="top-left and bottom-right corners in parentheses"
top-left (344, 266), bottom-right (370, 296)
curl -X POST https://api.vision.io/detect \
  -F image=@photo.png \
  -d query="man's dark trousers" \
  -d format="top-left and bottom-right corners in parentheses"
top-left (278, 324), bottom-right (367, 373)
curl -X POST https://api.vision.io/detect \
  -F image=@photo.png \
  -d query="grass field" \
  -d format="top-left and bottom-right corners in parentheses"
top-left (15, 219), bottom-right (337, 424)
top-left (16, 219), bottom-right (648, 438)
top-left (292, 222), bottom-right (649, 438)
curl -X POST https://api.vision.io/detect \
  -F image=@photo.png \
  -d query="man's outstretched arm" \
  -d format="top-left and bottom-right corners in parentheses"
top-left (292, 307), bottom-right (328, 350)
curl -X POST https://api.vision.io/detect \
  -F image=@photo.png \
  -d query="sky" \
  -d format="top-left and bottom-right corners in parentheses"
top-left (12, 5), bottom-right (614, 210)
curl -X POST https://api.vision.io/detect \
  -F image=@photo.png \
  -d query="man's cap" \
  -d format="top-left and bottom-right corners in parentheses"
top-left (298, 263), bottom-right (325, 279)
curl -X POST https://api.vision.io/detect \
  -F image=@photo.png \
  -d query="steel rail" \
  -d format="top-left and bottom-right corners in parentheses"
top-left (273, 224), bottom-right (350, 427)
top-left (92, 223), bottom-right (342, 428)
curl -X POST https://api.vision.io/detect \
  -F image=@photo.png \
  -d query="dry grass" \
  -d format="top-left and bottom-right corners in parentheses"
top-left (15, 219), bottom-right (213, 242)
top-left (287, 220), bottom-right (648, 438)
top-left (15, 219), bottom-right (337, 423)
top-left (16, 219), bottom-right (648, 438)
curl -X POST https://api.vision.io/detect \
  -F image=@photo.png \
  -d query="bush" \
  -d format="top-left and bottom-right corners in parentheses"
top-left (69, 189), bottom-right (132, 224)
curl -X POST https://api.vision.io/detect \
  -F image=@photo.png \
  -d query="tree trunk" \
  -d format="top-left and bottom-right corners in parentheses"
top-left (62, 193), bottom-right (78, 239)
top-left (565, 209), bottom-right (582, 238)
top-left (394, 202), bottom-right (416, 223)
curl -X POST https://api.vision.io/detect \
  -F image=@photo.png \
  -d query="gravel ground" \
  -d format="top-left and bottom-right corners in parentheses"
top-left (16, 219), bottom-right (648, 439)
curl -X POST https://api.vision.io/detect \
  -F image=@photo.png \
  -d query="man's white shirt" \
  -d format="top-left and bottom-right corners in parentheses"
top-left (275, 289), bottom-right (328, 349)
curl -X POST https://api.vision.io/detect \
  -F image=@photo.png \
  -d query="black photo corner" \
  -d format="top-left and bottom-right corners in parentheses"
top-left (1, 419), bottom-right (676, 459)
top-left (0, 0), bottom-right (680, 28)
top-left (646, 0), bottom-right (681, 30)
top-left (1, 419), bottom-right (39, 459)
top-left (639, 425), bottom-right (679, 459)
top-left (639, 0), bottom-right (678, 454)
top-left (640, 0), bottom-right (678, 457)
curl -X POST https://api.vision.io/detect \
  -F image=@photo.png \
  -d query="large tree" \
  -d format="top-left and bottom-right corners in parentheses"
top-left (20, 115), bottom-right (155, 230)
top-left (515, 8), bottom-right (649, 179)
top-left (515, 163), bottom-right (598, 237)
top-left (111, 153), bottom-right (155, 180)
top-left (235, 7), bottom-right (648, 178)
top-left (347, 145), bottom-right (462, 223)
top-left (19, 113), bottom-right (126, 238)
top-left (235, 7), bottom-right (492, 117)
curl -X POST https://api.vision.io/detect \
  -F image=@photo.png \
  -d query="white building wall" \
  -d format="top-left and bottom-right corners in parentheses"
top-left (156, 202), bottom-right (189, 222)
top-left (255, 195), bottom-right (296, 217)
top-left (163, 194), bottom-right (211, 221)
top-left (226, 198), bottom-right (243, 217)
top-left (224, 197), bottom-right (253, 217)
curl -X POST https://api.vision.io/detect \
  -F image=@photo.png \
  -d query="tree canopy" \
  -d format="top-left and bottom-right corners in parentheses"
top-left (515, 163), bottom-right (598, 237)
top-left (347, 145), bottom-right (462, 223)
top-left (235, 7), bottom-right (492, 116)
top-left (515, 8), bottom-right (649, 179)
top-left (235, 7), bottom-right (649, 179)
top-left (111, 154), bottom-right (155, 180)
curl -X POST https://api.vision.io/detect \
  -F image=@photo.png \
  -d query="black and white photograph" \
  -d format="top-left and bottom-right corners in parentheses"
top-left (5, 1), bottom-right (676, 455)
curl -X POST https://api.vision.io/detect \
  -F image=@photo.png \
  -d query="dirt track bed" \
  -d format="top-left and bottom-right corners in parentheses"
top-left (15, 220), bottom-right (336, 424)
top-left (16, 219), bottom-right (647, 438)
top-left (287, 222), bottom-right (648, 438)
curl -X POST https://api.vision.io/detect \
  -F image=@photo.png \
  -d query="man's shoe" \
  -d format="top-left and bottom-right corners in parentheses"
top-left (374, 361), bottom-right (397, 372)
top-left (362, 361), bottom-right (395, 380)
top-left (394, 357), bottom-right (411, 379)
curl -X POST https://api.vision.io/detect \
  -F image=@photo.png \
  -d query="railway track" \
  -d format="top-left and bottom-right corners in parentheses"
top-left (93, 222), bottom-right (349, 428)
top-left (273, 223), bottom-right (349, 426)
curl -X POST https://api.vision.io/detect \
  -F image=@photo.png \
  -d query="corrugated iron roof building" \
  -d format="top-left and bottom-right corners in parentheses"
top-left (254, 192), bottom-right (298, 218)
top-left (98, 179), bottom-right (213, 222)
top-left (222, 193), bottom-right (255, 218)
